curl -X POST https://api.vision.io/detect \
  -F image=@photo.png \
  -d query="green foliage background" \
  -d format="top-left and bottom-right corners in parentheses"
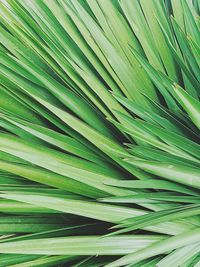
top-left (0, 0), bottom-right (200, 266)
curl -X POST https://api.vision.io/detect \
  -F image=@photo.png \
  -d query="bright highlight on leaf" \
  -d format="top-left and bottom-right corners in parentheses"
top-left (0, 0), bottom-right (200, 266)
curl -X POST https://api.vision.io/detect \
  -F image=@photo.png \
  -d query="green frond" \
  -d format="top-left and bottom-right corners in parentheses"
top-left (0, 0), bottom-right (199, 266)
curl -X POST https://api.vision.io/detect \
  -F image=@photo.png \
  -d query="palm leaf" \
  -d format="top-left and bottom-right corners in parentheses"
top-left (0, 0), bottom-right (199, 266)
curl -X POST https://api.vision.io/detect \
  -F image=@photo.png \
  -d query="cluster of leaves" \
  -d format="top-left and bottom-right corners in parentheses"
top-left (0, 0), bottom-right (200, 266)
